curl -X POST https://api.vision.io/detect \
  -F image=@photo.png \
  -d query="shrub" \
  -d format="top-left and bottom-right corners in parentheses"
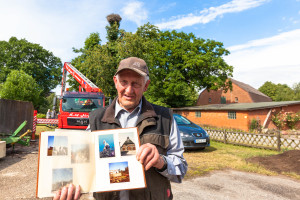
top-left (250, 118), bottom-right (261, 132)
top-left (37, 113), bottom-right (46, 118)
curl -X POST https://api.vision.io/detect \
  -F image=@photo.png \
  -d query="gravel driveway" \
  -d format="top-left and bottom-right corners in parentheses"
top-left (1, 142), bottom-right (300, 200)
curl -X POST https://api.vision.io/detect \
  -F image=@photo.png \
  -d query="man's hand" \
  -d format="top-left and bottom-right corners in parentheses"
top-left (53, 184), bottom-right (81, 200)
top-left (136, 143), bottom-right (165, 171)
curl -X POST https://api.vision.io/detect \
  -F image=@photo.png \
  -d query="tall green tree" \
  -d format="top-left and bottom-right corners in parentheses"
top-left (258, 81), bottom-right (277, 100)
top-left (292, 82), bottom-right (300, 100)
top-left (0, 70), bottom-right (42, 107)
top-left (0, 37), bottom-right (62, 96)
top-left (70, 17), bottom-right (233, 107)
top-left (145, 30), bottom-right (232, 107)
top-left (259, 81), bottom-right (295, 101)
top-left (70, 14), bottom-right (124, 99)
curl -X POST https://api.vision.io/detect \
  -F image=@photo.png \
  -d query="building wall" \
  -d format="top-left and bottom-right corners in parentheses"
top-left (197, 82), bottom-right (253, 105)
top-left (175, 110), bottom-right (250, 131)
top-left (174, 104), bottom-right (300, 131)
top-left (248, 109), bottom-right (274, 129)
top-left (269, 104), bottom-right (300, 130)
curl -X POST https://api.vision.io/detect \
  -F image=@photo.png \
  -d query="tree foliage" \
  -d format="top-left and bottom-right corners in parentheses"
top-left (0, 37), bottom-right (62, 96)
top-left (292, 82), bottom-right (300, 100)
top-left (0, 70), bottom-right (42, 107)
top-left (259, 81), bottom-right (299, 101)
top-left (70, 17), bottom-right (233, 107)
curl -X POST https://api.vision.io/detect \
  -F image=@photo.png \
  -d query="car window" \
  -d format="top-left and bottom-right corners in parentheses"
top-left (174, 114), bottom-right (192, 125)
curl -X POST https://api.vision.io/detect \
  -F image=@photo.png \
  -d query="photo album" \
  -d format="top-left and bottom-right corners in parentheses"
top-left (36, 128), bottom-right (146, 198)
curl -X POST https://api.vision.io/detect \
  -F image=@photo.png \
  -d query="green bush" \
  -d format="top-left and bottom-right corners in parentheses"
top-left (37, 113), bottom-right (46, 118)
top-left (249, 118), bottom-right (261, 132)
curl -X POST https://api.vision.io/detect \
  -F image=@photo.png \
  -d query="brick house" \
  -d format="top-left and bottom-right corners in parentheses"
top-left (173, 101), bottom-right (300, 132)
top-left (197, 79), bottom-right (272, 105)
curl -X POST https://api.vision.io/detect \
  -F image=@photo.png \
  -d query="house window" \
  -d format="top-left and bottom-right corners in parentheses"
top-left (221, 96), bottom-right (226, 104)
top-left (195, 111), bottom-right (201, 118)
top-left (235, 97), bottom-right (238, 103)
top-left (228, 111), bottom-right (236, 119)
top-left (208, 98), bottom-right (212, 103)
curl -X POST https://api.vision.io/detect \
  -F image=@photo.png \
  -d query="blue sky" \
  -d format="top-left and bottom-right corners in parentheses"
top-left (1, 0), bottom-right (300, 92)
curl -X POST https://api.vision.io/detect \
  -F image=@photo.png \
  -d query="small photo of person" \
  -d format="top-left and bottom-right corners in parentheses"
top-left (99, 134), bottom-right (115, 158)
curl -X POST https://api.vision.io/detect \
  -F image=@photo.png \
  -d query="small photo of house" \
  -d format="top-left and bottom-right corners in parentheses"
top-left (109, 161), bottom-right (130, 184)
top-left (47, 136), bottom-right (54, 156)
top-left (119, 132), bottom-right (136, 156)
top-left (99, 134), bottom-right (115, 158)
top-left (52, 168), bottom-right (73, 192)
top-left (71, 144), bottom-right (90, 164)
top-left (48, 136), bottom-right (68, 156)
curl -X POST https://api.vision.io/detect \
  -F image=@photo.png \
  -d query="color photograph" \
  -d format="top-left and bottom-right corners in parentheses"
top-left (52, 168), bottom-right (73, 192)
top-left (47, 136), bottom-right (54, 156)
top-left (99, 134), bottom-right (115, 158)
top-left (119, 132), bottom-right (136, 156)
top-left (71, 144), bottom-right (90, 163)
top-left (109, 161), bottom-right (130, 184)
top-left (51, 136), bottom-right (68, 156)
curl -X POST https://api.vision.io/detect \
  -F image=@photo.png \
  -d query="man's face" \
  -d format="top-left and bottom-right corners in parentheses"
top-left (113, 69), bottom-right (150, 112)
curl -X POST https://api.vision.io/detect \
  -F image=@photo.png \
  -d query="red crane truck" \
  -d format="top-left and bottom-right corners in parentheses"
top-left (57, 62), bottom-right (105, 129)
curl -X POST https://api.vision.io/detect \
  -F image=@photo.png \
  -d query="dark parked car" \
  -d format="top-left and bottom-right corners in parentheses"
top-left (173, 113), bottom-right (210, 150)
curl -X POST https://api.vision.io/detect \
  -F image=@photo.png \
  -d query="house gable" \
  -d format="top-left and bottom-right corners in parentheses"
top-left (196, 79), bottom-right (272, 105)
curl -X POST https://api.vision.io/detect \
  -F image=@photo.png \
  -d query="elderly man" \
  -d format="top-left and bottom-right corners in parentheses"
top-left (54, 57), bottom-right (187, 200)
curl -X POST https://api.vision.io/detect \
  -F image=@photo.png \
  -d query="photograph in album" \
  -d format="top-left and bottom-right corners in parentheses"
top-left (51, 168), bottom-right (73, 192)
top-left (119, 132), bottom-right (136, 156)
top-left (71, 144), bottom-right (90, 163)
top-left (109, 161), bottom-right (130, 184)
top-left (99, 134), bottom-right (115, 158)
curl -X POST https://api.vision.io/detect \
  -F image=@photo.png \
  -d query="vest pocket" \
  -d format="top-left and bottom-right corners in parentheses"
top-left (140, 133), bottom-right (169, 151)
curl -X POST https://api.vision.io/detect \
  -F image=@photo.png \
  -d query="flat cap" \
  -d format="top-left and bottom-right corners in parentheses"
top-left (115, 57), bottom-right (149, 76)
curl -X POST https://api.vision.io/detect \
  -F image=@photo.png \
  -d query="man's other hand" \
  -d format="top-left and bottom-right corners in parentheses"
top-left (136, 143), bottom-right (165, 171)
top-left (53, 184), bottom-right (81, 200)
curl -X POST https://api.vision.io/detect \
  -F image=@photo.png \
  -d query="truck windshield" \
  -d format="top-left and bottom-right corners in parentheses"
top-left (62, 97), bottom-right (103, 112)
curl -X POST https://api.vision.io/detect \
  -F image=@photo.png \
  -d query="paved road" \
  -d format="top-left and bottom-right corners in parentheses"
top-left (1, 142), bottom-right (300, 200)
top-left (172, 170), bottom-right (300, 200)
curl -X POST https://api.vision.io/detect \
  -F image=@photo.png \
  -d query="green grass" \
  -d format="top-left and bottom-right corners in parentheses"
top-left (183, 141), bottom-right (298, 179)
top-left (35, 125), bottom-right (55, 138)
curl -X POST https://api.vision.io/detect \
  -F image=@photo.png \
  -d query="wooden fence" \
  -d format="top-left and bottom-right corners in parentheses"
top-left (207, 129), bottom-right (300, 151)
top-left (0, 99), bottom-right (33, 135)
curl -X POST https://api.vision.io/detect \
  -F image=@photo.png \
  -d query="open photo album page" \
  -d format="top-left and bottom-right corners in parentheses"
top-left (36, 128), bottom-right (146, 198)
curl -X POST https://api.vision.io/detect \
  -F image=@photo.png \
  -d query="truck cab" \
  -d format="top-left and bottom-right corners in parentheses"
top-left (58, 91), bottom-right (105, 129)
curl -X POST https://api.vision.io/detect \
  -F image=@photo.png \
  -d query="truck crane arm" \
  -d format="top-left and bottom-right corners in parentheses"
top-left (61, 62), bottom-right (100, 95)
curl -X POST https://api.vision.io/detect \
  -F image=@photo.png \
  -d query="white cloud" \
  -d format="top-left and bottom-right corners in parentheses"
top-left (156, 0), bottom-right (269, 29)
top-left (224, 29), bottom-right (300, 89)
top-left (0, 0), bottom-right (116, 62)
top-left (121, 1), bottom-right (148, 26)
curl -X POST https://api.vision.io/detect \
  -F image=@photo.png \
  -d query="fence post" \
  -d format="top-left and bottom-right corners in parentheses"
top-left (31, 110), bottom-right (37, 141)
top-left (276, 131), bottom-right (281, 151)
top-left (224, 129), bottom-right (227, 144)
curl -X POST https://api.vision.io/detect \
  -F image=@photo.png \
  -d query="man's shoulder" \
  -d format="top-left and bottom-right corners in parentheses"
top-left (150, 103), bottom-right (173, 117)
top-left (89, 107), bottom-right (107, 119)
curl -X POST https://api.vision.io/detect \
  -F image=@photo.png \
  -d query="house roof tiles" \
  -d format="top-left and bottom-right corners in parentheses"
top-left (173, 101), bottom-right (300, 111)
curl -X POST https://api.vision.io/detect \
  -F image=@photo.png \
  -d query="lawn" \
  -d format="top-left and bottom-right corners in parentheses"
top-left (184, 141), bottom-right (285, 179)
top-left (35, 125), bottom-right (55, 137)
